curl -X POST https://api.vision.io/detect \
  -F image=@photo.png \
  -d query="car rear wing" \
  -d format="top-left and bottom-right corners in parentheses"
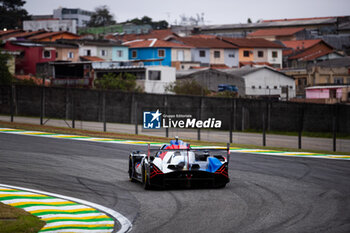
top-left (147, 143), bottom-right (230, 164)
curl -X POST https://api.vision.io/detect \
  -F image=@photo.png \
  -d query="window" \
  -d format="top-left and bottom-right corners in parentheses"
top-left (274, 86), bottom-right (277, 89)
top-left (148, 70), bottom-right (161, 80)
top-left (252, 85), bottom-right (255, 89)
top-left (347, 78), bottom-right (350, 84)
top-left (258, 51), bottom-right (264, 57)
top-left (117, 50), bottom-right (123, 57)
top-left (259, 86), bottom-right (262, 89)
top-left (101, 50), bottom-right (107, 56)
top-left (334, 77), bottom-right (344, 84)
top-left (272, 51), bottom-right (278, 58)
top-left (68, 52), bottom-right (74, 59)
top-left (199, 50), bottom-right (206, 57)
top-left (214, 51), bottom-right (220, 58)
top-left (85, 49), bottom-right (91, 56)
top-left (42, 50), bottom-right (51, 59)
top-left (243, 50), bottom-right (250, 57)
top-left (158, 49), bottom-right (165, 57)
top-left (228, 54), bottom-right (235, 58)
top-left (266, 85), bottom-right (269, 89)
top-left (132, 50), bottom-right (137, 58)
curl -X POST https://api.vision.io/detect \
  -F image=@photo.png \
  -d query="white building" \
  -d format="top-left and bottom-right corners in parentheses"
top-left (23, 19), bottom-right (77, 34)
top-left (53, 7), bottom-right (93, 28)
top-left (223, 66), bottom-right (296, 100)
top-left (92, 64), bottom-right (176, 94)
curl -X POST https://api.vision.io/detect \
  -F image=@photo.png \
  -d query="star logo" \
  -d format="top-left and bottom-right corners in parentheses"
top-left (150, 109), bottom-right (162, 122)
top-left (143, 110), bottom-right (162, 129)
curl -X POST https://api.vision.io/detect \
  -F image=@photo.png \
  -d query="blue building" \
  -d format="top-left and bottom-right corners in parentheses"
top-left (124, 39), bottom-right (192, 67)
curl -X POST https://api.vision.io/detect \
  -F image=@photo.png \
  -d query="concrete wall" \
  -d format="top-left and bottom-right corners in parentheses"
top-left (1, 85), bottom-right (349, 133)
top-left (267, 49), bottom-right (283, 68)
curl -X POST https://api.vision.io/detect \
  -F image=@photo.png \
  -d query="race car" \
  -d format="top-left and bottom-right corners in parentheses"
top-left (128, 137), bottom-right (230, 189)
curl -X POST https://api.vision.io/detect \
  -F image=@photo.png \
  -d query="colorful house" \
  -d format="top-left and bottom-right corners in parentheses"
top-left (124, 39), bottom-right (192, 67)
top-left (221, 38), bottom-right (284, 68)
top-left (170, 36), bottom-right (239, 68)
top-left (4, 41), bottom-right (56, 75)
top-left (57, 39), bottom-right (128, 62)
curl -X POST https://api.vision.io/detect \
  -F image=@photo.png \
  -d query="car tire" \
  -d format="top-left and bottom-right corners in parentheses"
top-left (128, 157), bottom-right (136, 182)
top-left (142, 166), bottom-right (151, 190)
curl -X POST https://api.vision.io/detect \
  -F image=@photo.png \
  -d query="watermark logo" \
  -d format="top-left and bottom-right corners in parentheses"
top-left (143, 109), bottom-right (162, 129)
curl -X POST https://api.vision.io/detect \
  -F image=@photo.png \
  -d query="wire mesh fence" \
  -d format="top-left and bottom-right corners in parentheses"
top-left (0, 85), bottom-right (349, 152)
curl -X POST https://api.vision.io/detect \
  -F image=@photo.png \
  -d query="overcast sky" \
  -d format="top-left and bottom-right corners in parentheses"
top-left (24, 0), bottom-right (350, 25)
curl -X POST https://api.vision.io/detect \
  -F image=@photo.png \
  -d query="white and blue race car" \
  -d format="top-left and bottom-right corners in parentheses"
top-left (128, 138), bottom-right (230, 189)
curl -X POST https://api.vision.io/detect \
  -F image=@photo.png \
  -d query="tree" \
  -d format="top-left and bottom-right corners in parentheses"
top-left (247, 18), bottom-right (252, 24)
top-left (0, 52), bottom-right (13, 85)
top-left (94, 72), bottom-right (142, 92)
top-left (165, 80), bottom-right (209, 96)
top-left (126, 16), bottom-right (169, 30)
top-left (0, 0), bottom-right (29, 29)
top-left (87, 5), bottom-right (116, 27)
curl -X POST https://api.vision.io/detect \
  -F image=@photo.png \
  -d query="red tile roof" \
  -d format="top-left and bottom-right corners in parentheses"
top-left (80, 56), bottom-right (105, 61)
top-left (27, 31), bottom-right (79, 40)
top-left (175, 37), bottom-right (238, 49)
top-left (124, 39), bottom-right (192, 48)
top-left (288, 43), bottom-right (334, 61)
top-left (281, 39), bottom-right (322, 50)
top-left (1, 30), bottom-right (46, 40)
top-left (262, 16), bottom-right (336, 23)
top-left (117, 29), bottom-right (178, 42)
top-left (0, 29), bottom-right (22, 36)
top-left (248, 27), bottom-right (305, 37)
top-left (222, 37), bottom-right (284, 48)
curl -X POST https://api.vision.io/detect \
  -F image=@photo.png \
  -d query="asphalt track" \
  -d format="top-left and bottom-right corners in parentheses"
top-left (0, 133), bottom-right (350, 233)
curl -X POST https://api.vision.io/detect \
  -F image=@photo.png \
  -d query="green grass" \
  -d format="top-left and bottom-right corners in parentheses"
top-left (0, 203), bottom-right (45, 233)
top-left (0, 120), bottom-right (349, 155)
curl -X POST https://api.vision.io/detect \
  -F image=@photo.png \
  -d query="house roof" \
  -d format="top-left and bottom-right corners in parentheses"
top-left (174, 37), bottom-right (238, 49)
top-left (281, 39), bottom-right (323, 50)
top-left (123, 39), bottom-right (192, 48)
top-left (80, 56), bottom-right (105, 61)
top-left (27, 31), bottom-right (80, 40)
top-left (117, 29), bottom-right (178, 42)
top-left (58, 39), bottom-right (125, 47)
top-left (313, 57), bottom-right (350, 68)
top-left (222, 66), bottom-right (293, 79)
top-left (0, 29), bottom-right (22, 36)
top-left (1, 30), bottom-right (46, 40)
top-left (248, 27), bottom-right (305, 37)
top-left (262, 16), bottom-right (337, 23)
top-left (221, 37), bottom-right (284, 48)
top-left (285, 40), bottom-right (334, 61)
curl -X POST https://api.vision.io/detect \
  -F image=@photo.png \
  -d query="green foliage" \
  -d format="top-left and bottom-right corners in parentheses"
top-left (0, 52), bottom-right (13, 85)
top-left (127, 16), bottom-right (169, 30)
top-left (87, 5), bottom-right (116, 27)
top-left (0, 0), bottom-right (29, 29)
top-left (212, 91), bottom-right (238, 98)
top-left (166, 80), bottom-right (210, 96)
top-left (94, 72), bottom-right (142, 92)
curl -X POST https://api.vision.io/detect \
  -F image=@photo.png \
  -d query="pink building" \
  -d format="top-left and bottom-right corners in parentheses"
top-left (305, 85), bottom-right (350, 103)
